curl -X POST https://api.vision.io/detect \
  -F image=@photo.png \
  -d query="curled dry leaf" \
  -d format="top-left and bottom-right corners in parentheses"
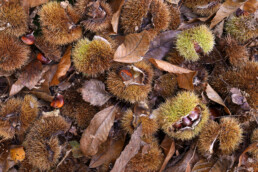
top-left (176, 72), bottom-right (198, 91)
top-left (81, 79), bottom-right (112, 106)
top-left (110, 0), bottom-right (125, 33)
top-left (238, 142), bottom-right (258, 167)
top-left (50, 46), bottom-right (72, 86)
top-left (159, 139), bottom-right (175, 172)
top-left (21, 0), bottom-right (49, 8)
top-left (111, 125), bottom-right (142, 172)
top-left (205, 84), bottom-right (231, 115)
top-left (144, 31), bottom-right (180, 60)
top-left (80, 106), bottom-right (117, 157)
top-left (10, 146), bottom-right (25, 163)
top-left (192, 156), bottom-right (234, 172)
top-left (210, 0), bottom-right (247, 29)
top-left (243, 0), bottom-right (258, 13)
top-left (90, 130), bottom-right (126, 168)
top-left (114, 31), bottom-right (150, 63)
top-left (9, 60), bottom-right (49, 96)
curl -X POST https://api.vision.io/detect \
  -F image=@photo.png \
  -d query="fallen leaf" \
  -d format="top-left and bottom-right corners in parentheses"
top-left (21, 0), bottom-right (49, 8)
top-left (9, 60), bottom-right (49, 96)
top-left (10, 146), bottom-right (25, 163)
top-left (149, 58), bottom-right (195, 74)
top-left (176, 72), bottom-right (198, 90)
top-left (114, 31), bottom-right (150, 63)
top-left (111, 125), bottom-right (142, 172)
top-left (205, 84), bottom-right (231, 115)
top-left (192, 156), bottom-right (234, 172)
top-left (50, 46), bottom-right (72, 86)
top-left (80, 106), bottom-right (117, 156)
top-left (69, 141), bottom-right (84, 158)
top-left (243, 0), bottom-right (258, 13)
top-left (110, 0), bottom-right (125, 33)
top-left (90, 129), bottom-right (126, 168)
top-left (159, 139), bottom-right (175, 172)
top-left (81, 79), bottom-right (112, 106)
top-left (210, 0), bottom-right (247, 29)
top-left (166, 0), bottom-right (180, 5)
top-left (238, 142), bottom-right (258, 167)
top-left (160, 136), bottom-right (174, 156)
top-left (144, 31), bottom-right (180, 60)
top-left (27, 90), bottom-right (54, 102)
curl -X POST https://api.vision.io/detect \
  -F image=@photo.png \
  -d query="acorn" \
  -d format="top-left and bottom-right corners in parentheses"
top-left (125, 141), bottom-right (164, 172)
top-left (183, 0), bottom-right (221, 16)
top-left (154, 91), bottom-right (210, 140)
top-left (107, 60), bottom-right (154, 103)
top-left (154, 73), bottom-right (178, 98)
top-left (21, 33), bottom-right (35, 45)
top-left (250, 128), bottom-right (258, 159)
top-left (51, 94), bottom-right (64, 108)
top-left (120, 0), bottom-right (170, 35)
top-left (176, 25), bottom-right (215, 61)
top-left (61, 88), bottom-right (98, 129)
top-left (0, 0), bottom-right (28, 37)
top-left (0, 33), bottom-right (30, 73)
top-left (225, 13), bottom-right (258, 44)
top-left (24, 115), bottom-right (70, 171)
top-left (75, 0), bottom-right (113, 32)
top-left (0, 95), bottom-right (39, 140)
top-left (39, 1), bottom-right (82, 45)
top-left (72, 37), bottom-right (114, 76)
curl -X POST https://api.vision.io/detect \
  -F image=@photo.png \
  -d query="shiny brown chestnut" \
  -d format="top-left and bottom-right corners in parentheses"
top-left (182, 117), bottom-right (192, 127)
top-left (37, 53), bottom-right (51, 64)
top-left (50, 94), bottom-right (64, 108)
top-left (119, 69), bottom-right (133, 81)
top-left (21, 34), bottom-right (35, 45)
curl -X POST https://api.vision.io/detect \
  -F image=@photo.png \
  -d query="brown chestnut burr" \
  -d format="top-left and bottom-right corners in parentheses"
top-left (182, 117), bottom-right (192, 127)
top-left (21, 34), bottom-right (35, 45)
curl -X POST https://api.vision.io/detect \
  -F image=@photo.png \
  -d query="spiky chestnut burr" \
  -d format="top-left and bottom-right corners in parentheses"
top-left (0, 0), bottom-right (28, 37)
top-left (0, 34), bottom-right (30, 73)
top-left (121, 102), bottom-right (159, 141)
top-left (75, 0), bottom-right (113, 32)
top-left (0, 95), bottom-right (38, 140)
top-left (176, 25), bottom-right (215, 61)
top-left (72, 37), bottom-right (114, 76)
top-left (165, 50), bottom-right (185, 65)
top-left (225, 13), bottom-right (258, 44)
top-left (125, 141), bottom-right (164, 172)
top-left (167, 4), bottom-right (181, 30)
top-left (198, 117), bottom-right (243, 156)
top-left (154, 91), bottom-right (210, 140)
top-left (250, 128), bottom-right (258, 159)
top-left (39, 1), bottom-right (82, 45)
top-left (154, 73), bottom-right (178, 98)
top-left (120, 0), bottom-right (170, 35)
top-left (107, 60), bottom-right (154, 103)
top-left (210, 62), bottom-right (258, 109)
top-left (183, 0), bottom-right (221, 16)
top-left (24, 115), bottom-right (70, 171)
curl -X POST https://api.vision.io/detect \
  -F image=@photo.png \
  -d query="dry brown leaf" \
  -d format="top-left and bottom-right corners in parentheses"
top-left (10, 147), bottom-right (25, 163)
top-left (111, 125), bottom-right (142, 172)
top-left (81, 79), bottom-right (112, 106)
top-left (114, 31), bottom-right (150, 63)
top-left (21, 0), bottom-right (49, 8)
top-left (160, 136), bottom-right (174, 156)
top-left (159, 139), bottom-right (175, 172)
top-left (192, 156), bottom-right (234, 172)
top-left (144, 30), bottom-right (180, 60)
top-left (238, 142), bottom-right (258, 167)
top-left (50, 46), bottom-right (72, 86)
top-left (80, 106), bottom-right (117, 157)
top-left (90, 130), bottom-right (126, 168)
top-left (243, 0), bottom-right (258, 13)
top-left (149, 58), bottom-right (195, 74)
top-left (210, 0), bottom-right (247, 29)
top-left (9, 60), bottom-right (49, 96)
top-left (205, 84), bottom-right (231, 115)
top-left (110, 0), bottom-right (125, 33)
top-left (166, 0), bottom-right (180, 5)
top-left (27, 91), bottom-right (54, 102)
top-left (176, 72), bottom-right (198, 90)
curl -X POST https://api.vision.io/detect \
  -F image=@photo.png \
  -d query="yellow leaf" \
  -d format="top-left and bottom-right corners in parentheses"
top-left (10, 147), bottom-right (25, 163)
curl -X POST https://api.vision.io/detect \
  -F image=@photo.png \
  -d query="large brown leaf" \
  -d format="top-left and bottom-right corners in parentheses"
top-left (50, 46), bottom-right (72, 86)
top-left (21, 0), bottom-right (49, 8)
top-left (110, 0), bottom-right (125, 33)
top-left (111, 125), bottom-right (142, 172)
top-left (210, 0), bottom-right (247, 29)
top-left (177, 72), bottom-right (197, 90)
top-left (80, 106), bottom-right (118, 157)
top-left (159, 138), bottom-right (175, 172)
top-left (144, 31), bottom-right (180, 60)
top-left (205, 84), bottom-right (231, 115)
top-left (80, 79), bottom-right (112, 106)
top-left (114, 31), bottom-right (150, 63)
